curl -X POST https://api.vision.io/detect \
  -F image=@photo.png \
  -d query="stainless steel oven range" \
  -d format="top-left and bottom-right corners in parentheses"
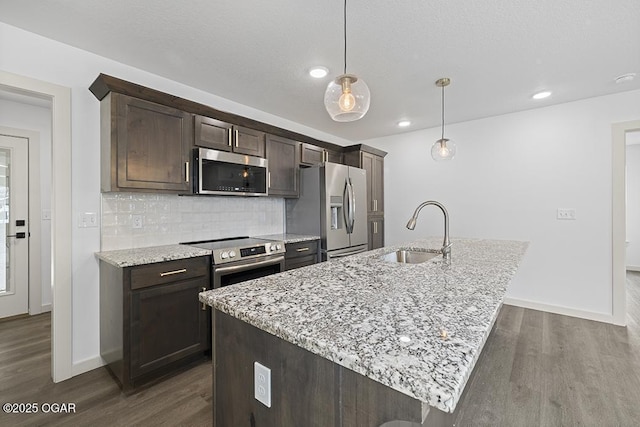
top-left (182, 237), bottom-right (285, 288)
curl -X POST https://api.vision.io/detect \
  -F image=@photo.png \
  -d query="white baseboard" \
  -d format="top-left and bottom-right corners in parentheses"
top-left (626, 266), bottom-right (640, 272)
top-left (41, 303), bottom-right (51, 312)
top-left (72, 355), bottom-right (105, 376)
top-left (503, 297), bottom-right (616, 325)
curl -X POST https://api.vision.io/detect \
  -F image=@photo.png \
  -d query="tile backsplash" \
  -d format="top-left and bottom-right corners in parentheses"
top-left (101, 193), bottom-right (285, 251)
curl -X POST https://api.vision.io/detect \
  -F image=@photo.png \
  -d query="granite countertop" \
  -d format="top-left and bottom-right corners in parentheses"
top-left (254, 233), bottom-right (321, 244)
top-left (199, 237), bottom-right (528, 413)
top-left (96, 234), bottom-right (320, 268)
top-left (96, 244), bottom-right (211, 267)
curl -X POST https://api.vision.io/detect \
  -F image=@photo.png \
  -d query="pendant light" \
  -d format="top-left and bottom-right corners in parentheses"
top-left (431, 78), bottom-right (457, 161)
top-left (324, 0), bottom-right (370, 122)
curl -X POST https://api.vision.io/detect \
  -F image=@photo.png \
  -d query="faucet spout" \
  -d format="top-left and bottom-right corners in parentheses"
top-left (406, 200), bottom-right (451, 259)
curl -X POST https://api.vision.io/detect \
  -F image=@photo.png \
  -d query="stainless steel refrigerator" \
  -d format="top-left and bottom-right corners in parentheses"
top-left (286, 162), bottom-right (368, 260)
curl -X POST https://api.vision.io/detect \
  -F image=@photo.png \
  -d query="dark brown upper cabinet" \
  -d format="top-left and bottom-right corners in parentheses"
top-left (266, 135), bottom-right (300, 198)
top-left (344, 145), bottom-right (387, 250)
top-left (344, 149), bottom-right (385, 216)
top-left (361, 151), bottom-right (385, 215)
top-left (300, 143), bottom-right (343, 166)
top-left (194, 115), bottom-right (265, 158)
top-left (101, 93), bottom-right (192, 193)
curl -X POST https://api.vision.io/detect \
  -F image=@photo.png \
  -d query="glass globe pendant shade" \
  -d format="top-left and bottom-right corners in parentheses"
top-left (431, 138), bottom-right (457, 161)
top-left (324, 74), bottom-right (370, 122)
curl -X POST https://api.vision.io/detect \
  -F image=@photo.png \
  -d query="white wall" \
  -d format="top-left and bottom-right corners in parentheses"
top-left (362, 90), bottom-right (640, 320)
top-left (0, 99), bottom-right (52, 308)
top-left (0, 22), bottom-right (351, 369)
top-left (626, 142), bottom-right (640, 270)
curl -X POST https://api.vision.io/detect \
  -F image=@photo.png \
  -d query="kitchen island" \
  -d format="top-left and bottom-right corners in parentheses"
top-left (199, 238), bottom-right (528, 426)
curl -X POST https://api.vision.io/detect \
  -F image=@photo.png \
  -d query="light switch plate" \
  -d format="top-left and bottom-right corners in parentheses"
top-left (254, 362), bottom-right (271, 408)
top-left (557, 208), bottom-right (576, 220)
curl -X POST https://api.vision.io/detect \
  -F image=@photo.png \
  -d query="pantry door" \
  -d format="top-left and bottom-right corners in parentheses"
top-left (0, 134), bottom-right (29, 319)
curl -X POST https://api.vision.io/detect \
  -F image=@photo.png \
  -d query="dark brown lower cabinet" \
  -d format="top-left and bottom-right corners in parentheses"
top-left (100, 256), bottom-right (211, 392)
top-left (212, 310), bottom-right (454, 426)
top-left (284, 240), bottom-right (319, 271)
top-left (368, 216), bottom-right (384, 250)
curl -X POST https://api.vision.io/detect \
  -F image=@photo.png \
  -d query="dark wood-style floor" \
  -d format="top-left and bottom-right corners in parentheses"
top-left (1, 273), bottom-right (640, 426)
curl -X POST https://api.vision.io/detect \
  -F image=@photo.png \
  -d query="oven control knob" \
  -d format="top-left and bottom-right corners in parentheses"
top-left (276, 244), bottom-right (282, 250)
top-left (270, 244), bottom-right (277, 251)
top-left (221, 251), bottom-right (229, 259)
top-left (229, 250), bottom-right (236, 258)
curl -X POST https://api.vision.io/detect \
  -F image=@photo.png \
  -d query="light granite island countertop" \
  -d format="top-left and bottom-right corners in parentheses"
top-left (200, 238), bottom-right (528, 425)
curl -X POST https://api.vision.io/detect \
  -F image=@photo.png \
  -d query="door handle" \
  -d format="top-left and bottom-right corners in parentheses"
top-left (234, 129), bottom-right (239, 148)
top-left (227, 128), bottom-right (233, 147)
top-left (7, 232), bottom-right (26, 239)
top-left (185, 161), bottom-right (190, 183)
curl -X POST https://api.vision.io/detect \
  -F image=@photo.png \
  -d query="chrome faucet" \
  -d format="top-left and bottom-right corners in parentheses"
top-left (406, 200), bottom-right (451, 259)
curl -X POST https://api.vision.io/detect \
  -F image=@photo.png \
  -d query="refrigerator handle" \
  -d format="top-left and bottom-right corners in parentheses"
top-left (343, 180), bottom-right (352, 234)
top-left (348, 178), bottom-right (356, 233)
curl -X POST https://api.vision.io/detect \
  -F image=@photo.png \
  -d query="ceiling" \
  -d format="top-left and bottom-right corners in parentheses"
top-left (1, 0), bottom-right (639, 142)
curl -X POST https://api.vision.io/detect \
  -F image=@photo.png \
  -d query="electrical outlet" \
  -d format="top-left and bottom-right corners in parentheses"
top-left (132, 215), bottom-right (143, 229)
top-left (86, 212), bottom-right (98, 228)
top-left (254, 362), bottom-right (271, 408)
top-left (77, 212), bottom-right (98, 228)
top-left (557, 208), bottom-right (576, 220)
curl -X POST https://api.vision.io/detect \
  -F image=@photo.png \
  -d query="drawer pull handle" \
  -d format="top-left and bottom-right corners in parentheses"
top-left (201, 287), bottom-right (207, 311)
top-left (296, 247), bottom-right (311, 252)
top-left (160, 268), bottom-right (187, 277)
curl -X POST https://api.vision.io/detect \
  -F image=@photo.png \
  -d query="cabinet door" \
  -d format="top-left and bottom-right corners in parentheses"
top-left (116, 94), bottom-right (192, 192)
top-left (130, 277), bottom-right (209, 379)
top-left (300, 143), bottom-right (326, 166)
top-left (360, 152), bottom-right (384, 215)
top-left (194, 115), bottom-right (233, 152)
top-left (234, 126), bottom-right (266, 157)
top-left (368, 216), bottom-right (384, 250)
top-left (326, 149), bottom-right (343, 164)
top-left (266, 135), bottom-right (300, 197)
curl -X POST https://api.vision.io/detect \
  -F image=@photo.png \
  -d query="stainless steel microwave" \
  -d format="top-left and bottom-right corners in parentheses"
top-left (193, 148), bottom-right (268, 196)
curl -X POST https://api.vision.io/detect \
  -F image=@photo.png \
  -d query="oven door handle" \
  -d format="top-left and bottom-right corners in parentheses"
top-left (214, 256), bottom-right (285, 275)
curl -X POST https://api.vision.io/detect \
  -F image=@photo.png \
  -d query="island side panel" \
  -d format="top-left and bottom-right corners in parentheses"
top-left (213, 309), bottom-right (338, 426)
top-left (212, 310), bottom-right (426, 427)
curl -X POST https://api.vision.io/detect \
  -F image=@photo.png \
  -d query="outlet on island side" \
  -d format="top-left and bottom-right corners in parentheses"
top-left (254, 362), bottom-right (271, 408)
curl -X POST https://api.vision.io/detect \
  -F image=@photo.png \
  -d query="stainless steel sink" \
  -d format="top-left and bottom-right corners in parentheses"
top-left (381, 249), bottom-right (440, 264)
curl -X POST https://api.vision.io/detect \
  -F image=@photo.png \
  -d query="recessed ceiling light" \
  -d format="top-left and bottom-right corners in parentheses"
top-left (309, 66), bottom-right (329, 79)
top-left (397, 120), bottom-right (411, 127)
top-left (532, 91), bottom-right (552, 100)
top-left (615, 73), bottom-right (636, 84)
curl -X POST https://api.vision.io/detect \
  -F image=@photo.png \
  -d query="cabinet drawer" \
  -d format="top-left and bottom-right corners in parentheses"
top-left (130, 257), bottom-right (209, 290)
top-left (285, 240), bottom-right (319, 259)
top-left (285, 255), bottom-right (318, 271)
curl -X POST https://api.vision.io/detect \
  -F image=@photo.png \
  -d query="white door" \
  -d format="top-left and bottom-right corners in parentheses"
top-left (0, 134), bottom-right (29, 318)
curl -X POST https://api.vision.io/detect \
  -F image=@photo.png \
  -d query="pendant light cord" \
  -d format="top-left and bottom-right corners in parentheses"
top-left (343, 0), bottom-right (347, 75)
top-left (441, 83), bottom-right (445, 141)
